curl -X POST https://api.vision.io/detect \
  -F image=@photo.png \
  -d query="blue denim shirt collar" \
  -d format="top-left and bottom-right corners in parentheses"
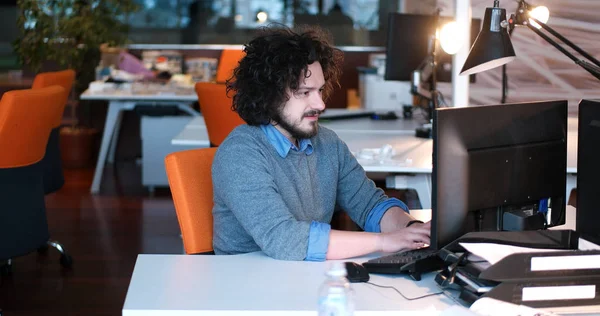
top-left (260, 124), bottom-right (314, 158)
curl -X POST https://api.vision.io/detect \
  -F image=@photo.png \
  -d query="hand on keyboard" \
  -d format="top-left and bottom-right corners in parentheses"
top-left (379, 221), bottom-right (431, 253)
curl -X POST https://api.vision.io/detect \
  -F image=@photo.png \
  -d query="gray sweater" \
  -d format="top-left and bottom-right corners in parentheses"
top-left (212, 124), bottom-right (388, 260)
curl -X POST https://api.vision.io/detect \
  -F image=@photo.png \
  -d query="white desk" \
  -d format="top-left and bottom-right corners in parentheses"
top-left (123, 206), bottom-right (595, 316)
top-left (123, 252), bottom-right (455, 316)
top-left (80, 90), bottom-right (199, 193)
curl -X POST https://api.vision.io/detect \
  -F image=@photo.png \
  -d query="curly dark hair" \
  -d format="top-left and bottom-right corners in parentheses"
top-left (226, 24), bottom-right (344, 126)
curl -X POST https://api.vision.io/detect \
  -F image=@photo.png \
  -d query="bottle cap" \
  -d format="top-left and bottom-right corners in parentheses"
top-left (326, 261), bottom-right (347, 277)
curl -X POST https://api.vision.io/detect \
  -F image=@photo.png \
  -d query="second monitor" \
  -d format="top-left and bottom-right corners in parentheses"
top-left (385, 13), bottom-right (481, 83)
top-left (431, 100), bottom-right (568, 250)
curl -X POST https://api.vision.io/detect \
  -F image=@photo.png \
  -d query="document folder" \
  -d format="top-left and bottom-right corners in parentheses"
top-left (439, 230), bottom-right (579, 263)
top-left (435, 230), bottom-right (590, 308)
top-left (480, 249), bottom-right (600, 283)
top-left (483, 278), bottom-right (600, 311)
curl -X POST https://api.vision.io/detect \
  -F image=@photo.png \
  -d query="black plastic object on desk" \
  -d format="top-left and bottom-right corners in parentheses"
top-left (370, 111), bottom-right (399, 120)
top-left (318, 110), bottom-right (403, 122)
top-left (362, 248), bottom-right (444, 281)
top-left (480, 249), bottom-right (600, 283)
top-left (438, 230), bottom-right (580, 264)
top-left (318, 111), bottom-right (375, 121)
top-left (344, 262), bottom-right (370, 283)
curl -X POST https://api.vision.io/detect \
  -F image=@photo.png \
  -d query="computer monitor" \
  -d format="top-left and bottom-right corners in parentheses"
top-left (430, 100), bottom-right (568, 250)
top-left (576, 99), bottom-right (600, 245)
top-left (384, 13), bottom-right (481, 83)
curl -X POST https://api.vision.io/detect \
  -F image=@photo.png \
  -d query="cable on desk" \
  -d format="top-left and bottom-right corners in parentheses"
top-left (366, 281), bottom-right (443, 301)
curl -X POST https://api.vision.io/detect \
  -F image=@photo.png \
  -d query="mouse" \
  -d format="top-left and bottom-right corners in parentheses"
top-left (344, 262), bottom-right (370, 283)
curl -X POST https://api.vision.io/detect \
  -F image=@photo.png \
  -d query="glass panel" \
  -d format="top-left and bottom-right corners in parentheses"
top-left (127, 0), bottom-right (399, 46)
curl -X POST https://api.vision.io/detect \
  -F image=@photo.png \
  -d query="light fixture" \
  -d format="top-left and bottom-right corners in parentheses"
top-left (460, 0), bottom-right (600, 81)
top-left (460, 0), bottom-right (515, 76)
top-left (528, 5), bottom-right (549, 29)
top-left (256, 10), bottom-right (268, 23)
top-left (439, 21), bottom-right (465, 55)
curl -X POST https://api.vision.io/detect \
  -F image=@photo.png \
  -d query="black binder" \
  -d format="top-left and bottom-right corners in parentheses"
top-left (483, 278), bottom-right (600, 311)
top-left (480, 249), bottom-right (600, 283)
top-left (436, 230), bottom-right (600, 312)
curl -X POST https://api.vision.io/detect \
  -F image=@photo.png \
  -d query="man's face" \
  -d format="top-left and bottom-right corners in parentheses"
top-left (273, 62), bottom-right (326, 143)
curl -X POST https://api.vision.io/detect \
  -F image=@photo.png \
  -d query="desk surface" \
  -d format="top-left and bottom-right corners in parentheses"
top-left (80, 89), bottom-right (197, 102)
top-left (123, 252), bottom-right (455, 316)
top-left (0, 77), bottom-right (33, 88)
top-left (123, 206), bottom-right (586, 316)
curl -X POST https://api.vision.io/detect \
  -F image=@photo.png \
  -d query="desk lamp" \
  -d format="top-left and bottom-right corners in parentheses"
top-left (411, 10), bottom-right (466, 138)
top-left (460, 0), bottom-right (600, 82)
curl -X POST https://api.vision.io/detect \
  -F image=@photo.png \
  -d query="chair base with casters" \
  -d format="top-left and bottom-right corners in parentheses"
top-left (0, 162), bottom-right (73, 277)
top-left (36, 240), bottom-right (74, 267)
top-left (38, 126), bottom-right (73, 268)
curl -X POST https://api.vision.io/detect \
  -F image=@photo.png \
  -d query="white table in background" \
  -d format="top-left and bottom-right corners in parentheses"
top-left (170, 114), bottom-right (578, 209)
top-left (171, 112), bottom-right (435, 208)
top-left (80, 90), bottom-right (198, 194)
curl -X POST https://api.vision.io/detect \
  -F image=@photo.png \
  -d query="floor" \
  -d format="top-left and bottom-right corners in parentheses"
top-left (0, 161), bottom-right (419, 315)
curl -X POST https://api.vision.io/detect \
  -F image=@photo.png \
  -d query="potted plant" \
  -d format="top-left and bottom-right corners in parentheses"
top-left (13, 0), bottom-right (137, 168)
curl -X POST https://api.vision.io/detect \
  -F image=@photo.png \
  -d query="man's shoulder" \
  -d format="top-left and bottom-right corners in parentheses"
top-left (223, 125), bottom-right (263, 144)
top-left (216, 125), bottom-right (269, 157)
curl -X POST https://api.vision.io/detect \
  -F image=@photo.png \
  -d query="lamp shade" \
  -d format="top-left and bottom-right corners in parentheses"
top-left (460, 5), bottom-right (516, 75)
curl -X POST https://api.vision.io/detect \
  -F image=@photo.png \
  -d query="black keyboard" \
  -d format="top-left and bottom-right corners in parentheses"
top-left (362, 248), bottom-right (444, 281)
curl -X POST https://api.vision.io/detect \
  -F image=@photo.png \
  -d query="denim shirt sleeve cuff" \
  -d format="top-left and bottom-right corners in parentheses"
top-left (364, 198), bottom-right (410, 233)
top-left (305, 221), bottom-right (331, 262)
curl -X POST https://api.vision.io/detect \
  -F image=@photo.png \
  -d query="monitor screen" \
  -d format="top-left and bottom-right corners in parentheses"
top-left (431, 100), bottom-right (568, 250)
top-left (576, 99), bottom-right (600, 245)
top-left (385, 13), bottom-right (481, 83)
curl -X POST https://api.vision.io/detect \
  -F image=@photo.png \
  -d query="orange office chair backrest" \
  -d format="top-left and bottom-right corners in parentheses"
top-left (0, 86), bottom-right (65, 168)
top-left (31, 69), bottom-right (75, 128)
top-left (215, 49), bottom-right (245, 84)
top-left (195, 82), bottom-right (245, 147)
top-left (165, 147), bottom-right (217, 254)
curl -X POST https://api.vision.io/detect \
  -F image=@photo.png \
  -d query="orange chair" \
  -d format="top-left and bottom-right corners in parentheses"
top-left (32, 69), bottom-right (76, 193)
top-left (165, 147), bottom-right (217, 254)
top-left (195, 82), bottom-right (245, 147)
top-left (215, 49), bottom-right (245, 84)
top-left (0, 86), bottom-right (73, 273)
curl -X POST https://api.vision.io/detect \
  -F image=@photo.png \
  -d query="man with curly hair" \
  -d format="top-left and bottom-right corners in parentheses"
top-left (211, 25), bottom-right (430, 261)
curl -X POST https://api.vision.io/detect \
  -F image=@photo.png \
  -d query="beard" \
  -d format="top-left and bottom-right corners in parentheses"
top-left (273, 109), bottom-right (322, 140)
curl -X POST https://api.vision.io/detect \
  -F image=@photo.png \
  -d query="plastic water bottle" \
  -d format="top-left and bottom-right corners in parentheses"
top-left (317, 262), bottom-right (354, 316)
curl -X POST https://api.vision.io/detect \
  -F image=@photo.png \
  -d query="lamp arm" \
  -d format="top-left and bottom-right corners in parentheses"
top-left (525, 22), bottom-right (600, 81)
top-left (530, 17), bottom-right (600, 68)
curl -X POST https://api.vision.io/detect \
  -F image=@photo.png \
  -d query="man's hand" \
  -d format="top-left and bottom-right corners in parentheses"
top-left (378, 221), bottom-right (431, 253)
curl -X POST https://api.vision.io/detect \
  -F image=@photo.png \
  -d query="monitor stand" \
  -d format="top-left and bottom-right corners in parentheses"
top-left (414, 98), bottom-right (435, 139)
top-left (416, 124), bottom-right (432, 139)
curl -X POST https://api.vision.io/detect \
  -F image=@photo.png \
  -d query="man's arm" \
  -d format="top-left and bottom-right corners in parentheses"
top-left (380, 206), bottom-right (418, 233)
top-left (325, 226), bottom-right (430, 260)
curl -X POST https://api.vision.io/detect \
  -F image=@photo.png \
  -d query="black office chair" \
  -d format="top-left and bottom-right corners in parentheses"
top-left (0, 86), bottom-right (73, 276)
top-left (31, 70), bottom-right (76, 264)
